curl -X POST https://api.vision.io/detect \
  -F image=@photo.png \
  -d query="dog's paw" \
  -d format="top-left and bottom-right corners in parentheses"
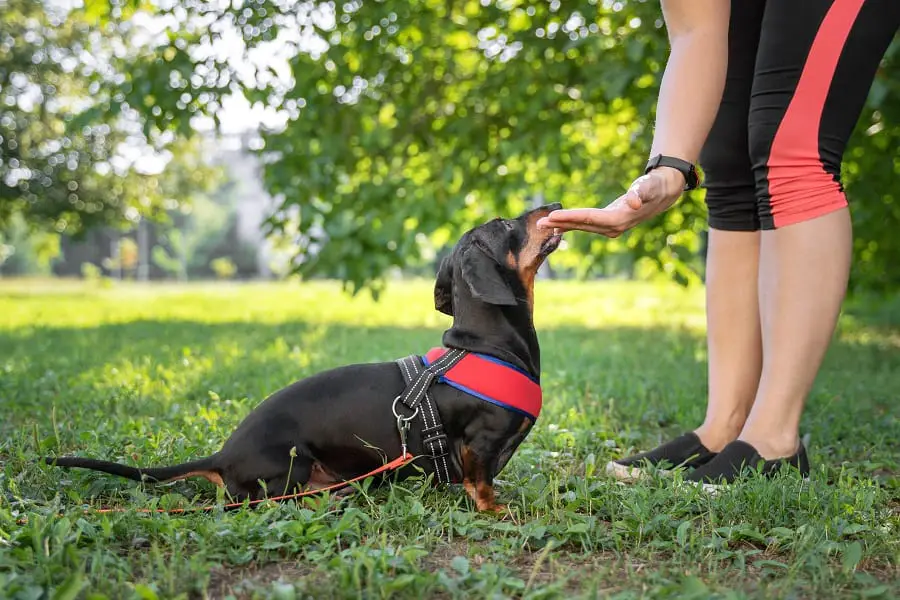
top-left (478, 503), bottom-right (508, 516)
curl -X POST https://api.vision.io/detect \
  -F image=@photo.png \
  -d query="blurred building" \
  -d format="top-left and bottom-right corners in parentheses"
top-left (49, 131), bottom-right (279, 281)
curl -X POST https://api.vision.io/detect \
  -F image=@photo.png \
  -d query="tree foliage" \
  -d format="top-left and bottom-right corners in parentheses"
top-left (15, 0), bottom-right (900, 292)
top-left (89, 0), bottom-right (711, 292)
top-left (0, 0), bottom-right (219, 237)
top-left (840, 40), bottom-right (900, 293)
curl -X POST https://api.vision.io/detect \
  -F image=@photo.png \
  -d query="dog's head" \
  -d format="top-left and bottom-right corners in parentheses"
top-left (434, 202), bottom-right (563, 317)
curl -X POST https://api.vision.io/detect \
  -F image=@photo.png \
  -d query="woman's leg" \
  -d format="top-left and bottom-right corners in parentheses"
top-left (741, 209), bottom-right (851, 458)
top-left (606, 0), bottom-right (766, 479)
top-left (694, 228), bottom-right (762, 452)
top-left (743, 0), bottom-right (899, 459)
top-left (688, 0), bottom-right (900, 482)
top-left (691, 1), bottom-right (771, 455)
top-left (670, 0), bottom-right (772, 453)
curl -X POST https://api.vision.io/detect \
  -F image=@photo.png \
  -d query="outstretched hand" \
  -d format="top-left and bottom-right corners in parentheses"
top-left (536, 166), bottom-right (687, 238)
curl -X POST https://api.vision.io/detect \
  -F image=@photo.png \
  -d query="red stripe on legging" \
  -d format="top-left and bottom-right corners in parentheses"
top-left (765, 0), bottom-right (864, 228)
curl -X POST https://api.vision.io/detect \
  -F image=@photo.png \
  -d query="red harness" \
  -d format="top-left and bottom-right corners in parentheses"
top-left (423, 347), bottom-right (542, 421)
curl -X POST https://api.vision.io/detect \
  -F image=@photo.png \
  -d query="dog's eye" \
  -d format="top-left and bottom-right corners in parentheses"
top-left (502, 221), bottom-right (515, 231)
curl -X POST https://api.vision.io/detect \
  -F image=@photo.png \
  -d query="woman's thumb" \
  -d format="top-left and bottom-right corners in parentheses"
top-left (625, 175), bottom-right (651, 210)
top-left (625, 190), bottom-right (643, 211)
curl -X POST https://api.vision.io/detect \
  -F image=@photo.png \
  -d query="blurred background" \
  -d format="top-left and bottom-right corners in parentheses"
top-left (1, 0), bottom-right (898, 296)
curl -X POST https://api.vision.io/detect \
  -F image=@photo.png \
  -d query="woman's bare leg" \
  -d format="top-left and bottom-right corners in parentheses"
top-left (693, 228), bottom-right (763, 452)
top-left (738, 208), bottom-right (851, 458)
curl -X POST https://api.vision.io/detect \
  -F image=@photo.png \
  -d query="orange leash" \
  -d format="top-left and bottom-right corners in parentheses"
top-left (89, 453), bottom-right (418, 515)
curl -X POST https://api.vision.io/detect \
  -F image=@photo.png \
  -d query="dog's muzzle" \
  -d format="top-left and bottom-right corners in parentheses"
top-left (540, 232), bottom-right (563, 255)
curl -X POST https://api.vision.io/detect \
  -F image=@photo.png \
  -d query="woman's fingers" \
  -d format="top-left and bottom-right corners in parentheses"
top-left (537, 208), bottom-right (609, 227)
top-left (535, 208), bottom-right (612, 229)
top-left (535, 168), bottom-right (685, 237)
top-left (536, 205), bottom-right (634, 238)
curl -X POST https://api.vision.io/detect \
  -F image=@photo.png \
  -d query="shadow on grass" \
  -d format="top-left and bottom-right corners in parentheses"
top-left (843, 293), bottom-right (900, 334)
top-left (3, 316), bottom-right (899, 481)
top-left (1, 319), bottom-right (706, 424)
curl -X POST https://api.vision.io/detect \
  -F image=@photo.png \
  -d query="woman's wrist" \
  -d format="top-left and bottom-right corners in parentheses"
top-left (651, 166), bottom-right (687, 196)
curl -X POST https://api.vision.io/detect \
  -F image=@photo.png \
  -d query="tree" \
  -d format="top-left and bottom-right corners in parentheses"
top-left (81, 0), bottom-right (900, 294)
top-left (0, 0), bottom-right (218, 238)
top-left (839, 40), bottom-right (900, 294)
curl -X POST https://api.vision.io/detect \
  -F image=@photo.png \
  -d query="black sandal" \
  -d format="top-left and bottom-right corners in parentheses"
top-left (605, 432), bottom-right (718, 482)
top-left (684, 440), bottom-right (810, 489)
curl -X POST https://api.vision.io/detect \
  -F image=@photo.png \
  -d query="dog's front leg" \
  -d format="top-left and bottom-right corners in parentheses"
top-left (460, 443), bottom-right (505, 514)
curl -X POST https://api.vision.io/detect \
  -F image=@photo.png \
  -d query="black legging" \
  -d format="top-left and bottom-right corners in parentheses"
top-left (699, 0), bottom-right (900, 231)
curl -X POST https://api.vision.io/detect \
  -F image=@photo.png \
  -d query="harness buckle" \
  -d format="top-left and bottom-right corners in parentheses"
top-left (422, 431), bottom-right (448, 455)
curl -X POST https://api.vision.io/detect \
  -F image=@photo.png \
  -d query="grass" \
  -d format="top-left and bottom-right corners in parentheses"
top-left (1, 278), bottom-right (899, 599)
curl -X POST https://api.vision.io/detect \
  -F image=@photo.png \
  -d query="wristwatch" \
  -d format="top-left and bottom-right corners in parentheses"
top-left (645, 155), bottom-right (700, 191)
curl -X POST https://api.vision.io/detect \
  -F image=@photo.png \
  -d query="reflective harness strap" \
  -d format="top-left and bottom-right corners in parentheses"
top-left (395, 348), bottom-right (467, 484)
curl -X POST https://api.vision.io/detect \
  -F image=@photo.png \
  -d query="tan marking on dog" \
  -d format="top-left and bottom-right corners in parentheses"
top-left (475, 480), bottom-right (504, 513)
top-left (517, 417), bottom-right (533, 435)
top-left (461, 445), bottom-right (480, 504)
top-left (461, 445), bottom-right (476, 478)
top-left (307, 462), bottom-right (341, 487)
top-left (176, 470), bottom-right (224, 487)
top-left (460, 444), bottom-right (505, 513)
top-left (513, 210), bottom-right (552, 311)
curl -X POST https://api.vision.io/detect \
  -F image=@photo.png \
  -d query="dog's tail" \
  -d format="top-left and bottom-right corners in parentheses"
top-left (43, 455), bottom-right (224, 486)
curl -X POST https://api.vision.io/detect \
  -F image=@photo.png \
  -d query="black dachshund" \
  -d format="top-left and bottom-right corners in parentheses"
top-left (45, 203), bottom-right (563, 512)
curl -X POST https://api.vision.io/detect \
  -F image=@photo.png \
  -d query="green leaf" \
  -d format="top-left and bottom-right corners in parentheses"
top-left (860, 585), bottom-right (890, 598)
top-left (131, 584), bottom-right (159, 600)
top-left (678, 576), bottom-right (709, 598)
top-left (51, 573), bottom-right (86, 600)
top-left (450, 555), bottom-right (470, 576)
top-left (271, 582), bottom-right (297, 600)
top-left (755, 560), bottom-right (789, 570)
top-left (676, 520), bottom-right (691, 547)
top-left (842, 541), bottom-right (864, 573)
top-left (567, 522), bottom-right (590, 534)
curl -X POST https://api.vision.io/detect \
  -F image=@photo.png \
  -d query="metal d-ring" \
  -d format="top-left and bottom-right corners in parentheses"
top-left (392, 395), bottom-right (419, 423)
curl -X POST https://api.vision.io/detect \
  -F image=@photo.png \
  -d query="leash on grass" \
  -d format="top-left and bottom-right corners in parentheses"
top-left (90, 452), bottom-right (419, 515)
top-left (13, 453), bottom-right (418, 523)
top-left (41, 351), bottom-right (462, 518)
top-left (87, 399), bottom-right (426, 515)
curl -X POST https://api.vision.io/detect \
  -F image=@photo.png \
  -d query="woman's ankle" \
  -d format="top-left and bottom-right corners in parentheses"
top-left (737, 430), bottom-right (802, 460)
top-left (693, 423), bottom-right (743, 453)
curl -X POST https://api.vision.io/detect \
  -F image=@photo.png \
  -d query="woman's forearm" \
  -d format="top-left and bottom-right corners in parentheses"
top-left (650, 0), bottom-right (730, 164)
top-left (535, 1), bottom-right (731, 237)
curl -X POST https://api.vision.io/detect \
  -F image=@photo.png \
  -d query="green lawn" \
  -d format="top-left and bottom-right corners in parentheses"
top-left (1, 279), bottom-right (898, 599)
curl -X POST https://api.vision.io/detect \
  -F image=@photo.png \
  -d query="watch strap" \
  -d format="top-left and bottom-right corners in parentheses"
top-left (645, 155), bottom-right (700, 191)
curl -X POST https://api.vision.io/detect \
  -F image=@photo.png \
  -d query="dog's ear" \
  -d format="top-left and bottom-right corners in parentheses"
top-left (434, 255), bottom-right (454, 316)
top-left (460, 244), bottom-right (518, 307)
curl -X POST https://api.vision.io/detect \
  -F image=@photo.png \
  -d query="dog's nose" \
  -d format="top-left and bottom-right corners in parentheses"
top-left (541, 202), bottom-right (562, 212)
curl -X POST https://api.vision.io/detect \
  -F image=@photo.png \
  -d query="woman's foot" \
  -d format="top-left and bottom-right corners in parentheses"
top-left (684, 439), bottom-right (810, 489)
top-left (606, 432), bottom-right (718, 482)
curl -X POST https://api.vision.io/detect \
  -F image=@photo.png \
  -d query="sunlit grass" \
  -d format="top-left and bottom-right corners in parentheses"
top-left (0, 278), bottom-right (708, 331)
top-left (1, 279), bottom-right (898, 599)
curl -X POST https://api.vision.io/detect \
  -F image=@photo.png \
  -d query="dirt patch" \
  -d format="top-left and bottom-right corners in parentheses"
top-left (422, 539), bottom-right (643, 594)
top-left (205, 560), bottom-right (321, 599)
top-left (202, 543), bottom-right (643, 599)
